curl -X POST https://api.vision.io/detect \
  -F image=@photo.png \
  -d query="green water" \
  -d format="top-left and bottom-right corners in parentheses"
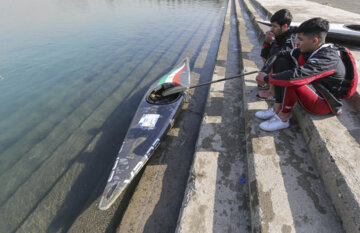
top-left (0, 0), bottom-right (227, 231)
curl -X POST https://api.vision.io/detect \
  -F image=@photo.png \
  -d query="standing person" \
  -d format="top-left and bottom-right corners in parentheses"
top-left (255, 17), bottom-right (349, 131)
top-left (258, 9), bottom-right (297, 102)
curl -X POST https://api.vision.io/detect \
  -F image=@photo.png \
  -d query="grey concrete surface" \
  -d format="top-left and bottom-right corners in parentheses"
top-left (255, 0), bottom-right (360, 24)
top-left (307, 0), bottom-right (360, 15)
top-left (247, 0), bottom-right (360, 232)
top-left (176, 0), bottom-right (250, 232)
top-left (176, 0), bottom-right (359, 232)
top-left (237, 0), bottom-right (344, 232)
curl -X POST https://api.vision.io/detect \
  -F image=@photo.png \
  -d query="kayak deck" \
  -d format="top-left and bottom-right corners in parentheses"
top-left (99, 58), bottom-right (190, 210)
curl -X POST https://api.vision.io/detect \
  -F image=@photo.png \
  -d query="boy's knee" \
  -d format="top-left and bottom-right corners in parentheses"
top-left (273, 57), bottom-right (290, 73)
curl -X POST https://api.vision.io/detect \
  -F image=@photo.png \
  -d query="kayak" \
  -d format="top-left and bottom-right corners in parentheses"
top-left (257, 20), bottom-right (360, 46)
top-left (99, 58), bottom-right (191, 210)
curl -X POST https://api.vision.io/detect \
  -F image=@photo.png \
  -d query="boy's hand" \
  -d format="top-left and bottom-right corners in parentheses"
top-left (256, 72), bottom-right (267, 86)
top-left (265, 31), bottom-right (275, 43)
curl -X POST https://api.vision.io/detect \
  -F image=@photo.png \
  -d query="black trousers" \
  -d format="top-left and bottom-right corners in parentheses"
top-left (272, 57), bottom-right (291, 103)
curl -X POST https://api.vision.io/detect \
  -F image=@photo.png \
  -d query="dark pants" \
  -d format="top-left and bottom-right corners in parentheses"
top-left (272, 57), bottom-right (291, 103)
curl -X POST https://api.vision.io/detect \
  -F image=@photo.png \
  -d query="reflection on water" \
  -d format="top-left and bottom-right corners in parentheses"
top-left (0, 0), bottom-right (226, 232)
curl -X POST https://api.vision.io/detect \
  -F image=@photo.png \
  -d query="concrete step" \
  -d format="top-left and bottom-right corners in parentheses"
top-left (236, 0), bottom-right (346, 232)
top-left (241, 0), bottom-right (360, 232)
top-left (176, 0), bottom-right (251, 232)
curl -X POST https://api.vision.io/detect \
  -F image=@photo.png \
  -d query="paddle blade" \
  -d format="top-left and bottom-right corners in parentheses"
top-left (161, 86), bottom-right (188, 96)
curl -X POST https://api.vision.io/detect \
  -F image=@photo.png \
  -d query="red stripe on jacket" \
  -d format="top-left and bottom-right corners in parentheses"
top-left (269, 69), bottom-right (335, 86)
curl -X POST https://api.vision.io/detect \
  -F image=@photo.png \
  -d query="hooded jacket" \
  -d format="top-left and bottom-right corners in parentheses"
top-left (264, 44), bottom-right (346, 114)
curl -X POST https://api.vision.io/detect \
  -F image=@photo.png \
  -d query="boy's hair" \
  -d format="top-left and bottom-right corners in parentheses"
top-left (270, 9), bottom-right (292, 26)
top-left (297, 17), bottom-right (329, 43)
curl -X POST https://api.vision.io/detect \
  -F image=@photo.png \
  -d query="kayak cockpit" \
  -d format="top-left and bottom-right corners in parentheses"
top-left (146, 83), bottom-right (183, 105)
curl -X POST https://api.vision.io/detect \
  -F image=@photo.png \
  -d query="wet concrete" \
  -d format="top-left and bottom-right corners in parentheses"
top-left (176, 0), bottom-right (250, 232)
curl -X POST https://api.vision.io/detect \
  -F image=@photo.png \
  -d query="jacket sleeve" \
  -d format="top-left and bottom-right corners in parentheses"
top-left (261, 49), bottom-right (292, 73)
top-left (267, 52), bottom-right (337, 87)
top-left (261, 42), bottom-right (271, 59)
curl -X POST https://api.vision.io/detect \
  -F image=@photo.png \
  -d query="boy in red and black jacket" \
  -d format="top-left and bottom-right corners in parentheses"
top-left (255, 17), bottom-right (346, 131)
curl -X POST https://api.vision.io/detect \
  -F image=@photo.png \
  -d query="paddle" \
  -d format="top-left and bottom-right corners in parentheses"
top-left (161, 70), bottom-right (259, 96)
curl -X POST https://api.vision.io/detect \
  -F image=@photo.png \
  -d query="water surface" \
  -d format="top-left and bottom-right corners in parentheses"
top-left (0, 0), bottom-right (227, 232)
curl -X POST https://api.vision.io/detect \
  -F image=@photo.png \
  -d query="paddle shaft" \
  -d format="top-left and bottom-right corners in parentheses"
top-left (188, 70), bottom-right (259, 89)
top-left (161, 70), bottom-right (259, 96)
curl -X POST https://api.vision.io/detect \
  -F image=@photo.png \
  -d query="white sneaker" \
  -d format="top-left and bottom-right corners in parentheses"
top-left (259, 114), bottom-right (289, 131)
top-left (255, 108), bottom-right (276, 120)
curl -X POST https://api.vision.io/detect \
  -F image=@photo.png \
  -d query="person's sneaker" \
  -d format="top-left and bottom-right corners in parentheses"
top-left (255, 108), bottom-right (276, 120)
top-left (259, 114), bottom-right (289, 131)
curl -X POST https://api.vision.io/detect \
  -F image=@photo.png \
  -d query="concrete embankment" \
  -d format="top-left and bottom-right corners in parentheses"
top-left (176, 0), bottom-right (250, 231)
top-left (244, 0), bottom-right (360, 232)
top-left (177, 0), bottom-right (360, 232)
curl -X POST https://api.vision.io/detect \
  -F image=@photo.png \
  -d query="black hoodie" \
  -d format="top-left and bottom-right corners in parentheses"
top-left (261, 27), bottom-right (297, 60)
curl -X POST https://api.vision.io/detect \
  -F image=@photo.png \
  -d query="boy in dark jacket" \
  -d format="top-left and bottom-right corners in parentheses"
top-left (258, 9), bottom-right (297, 101)
top-left (255, 17), bottom-right (346, 131)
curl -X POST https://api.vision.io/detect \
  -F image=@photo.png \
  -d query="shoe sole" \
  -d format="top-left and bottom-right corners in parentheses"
top-left (259, 123), bottom-right (289, 131)
top-left (255, 114), bottom-right (275, 120)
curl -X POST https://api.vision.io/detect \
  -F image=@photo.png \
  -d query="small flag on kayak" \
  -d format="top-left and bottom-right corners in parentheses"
top-left (157, 63), bottom-right (186, 85)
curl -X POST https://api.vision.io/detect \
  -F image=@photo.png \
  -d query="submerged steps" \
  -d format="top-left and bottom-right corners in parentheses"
top-left (0, 11), bottom-right (220, 233)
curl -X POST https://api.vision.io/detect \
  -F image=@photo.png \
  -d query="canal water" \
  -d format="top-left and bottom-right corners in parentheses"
top-left (0, 0), bottom-right (227, 232)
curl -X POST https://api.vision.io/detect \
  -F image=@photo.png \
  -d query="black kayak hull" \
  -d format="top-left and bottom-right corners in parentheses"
top-left (99, 58), bottom-right (190, 210)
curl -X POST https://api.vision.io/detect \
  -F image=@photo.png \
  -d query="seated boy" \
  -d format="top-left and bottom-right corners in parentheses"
top-left (255, 17), bottom-right (346, 131)
top-left (258, 9), bottom-right (297, 101)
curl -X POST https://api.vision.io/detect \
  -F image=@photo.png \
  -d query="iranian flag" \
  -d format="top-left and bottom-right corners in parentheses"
top-left (157, 63), bottom-right (186, 85)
